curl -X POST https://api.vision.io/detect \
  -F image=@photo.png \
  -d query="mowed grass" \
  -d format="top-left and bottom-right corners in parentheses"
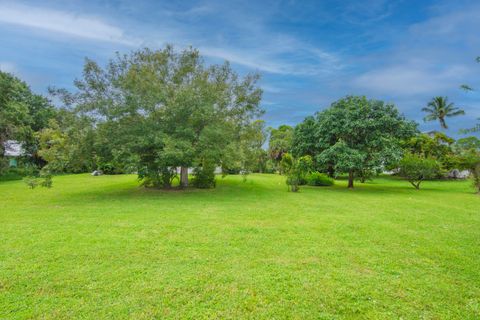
top-left (0, 174), bottom-right (479, 319)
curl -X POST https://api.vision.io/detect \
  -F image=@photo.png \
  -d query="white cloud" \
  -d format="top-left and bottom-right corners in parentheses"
top-left (201, 44), bottom-right (343, 76)
top-left (0, 2), bottom-right (343, 76)
top-left (0, 3), bottom-right (139, 45)
top-left (352, 64), bottom-right (470, 96)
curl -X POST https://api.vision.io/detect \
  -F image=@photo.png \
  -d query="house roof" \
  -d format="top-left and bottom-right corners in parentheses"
top-left (4, 140), bottom-right (23, 157)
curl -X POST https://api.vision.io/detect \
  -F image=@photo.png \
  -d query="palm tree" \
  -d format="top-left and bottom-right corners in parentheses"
top-left (422, 96), bottom-right (465, 129)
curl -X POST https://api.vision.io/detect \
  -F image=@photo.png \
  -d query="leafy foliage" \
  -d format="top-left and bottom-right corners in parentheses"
top-left (281, 153), bottom-right (313, 192)
top-left (313, 96), bottom-right (417, 188)
top-left (291, 116), bottom-right (317, 158)
top-left (51, 46), bottom-right (263, 188)
top-left (192, 163), bottom-right (217, 189)
top-left (268, 125), bottom-right (293, 172)
top-left (37, 113), bottom-right (96, 174)
top-left (0, 71), bottom-right (56, 172)
top-left (402, 132), bottom-right (456, 171)
top-left (399, 154), bottom-right (442, 189)
top-left (454, 144), bottom-right (480, 193)
top-left (306, 172), bottom-right (334, 186)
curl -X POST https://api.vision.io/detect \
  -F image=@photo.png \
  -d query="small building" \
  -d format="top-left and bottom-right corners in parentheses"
top-left (3, 140), bottom-right (23, 167)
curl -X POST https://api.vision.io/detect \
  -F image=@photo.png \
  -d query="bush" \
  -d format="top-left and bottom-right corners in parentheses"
top-left (24, 176), bottom-right (40, 189)
top-left (281, 154), bottom-right (313, 192)
top-left (23, 168), bottom-right (53, 189)
top-left (192, 165), bottom-right (216, 189)
top-left (0, 164), bottom-right (40, 181)
top-left (0, 167), bottom-right (23, 181)
top-left (456, 150), bottom-right (480, 194)
top-left (306, 172), bottom-right (334, 186)
top-left (399, 154), bottom-right (441, 189)
top-left (139, 167), bottom-right (177, 189)
top-left (97, 162), bottom-right (119, 175)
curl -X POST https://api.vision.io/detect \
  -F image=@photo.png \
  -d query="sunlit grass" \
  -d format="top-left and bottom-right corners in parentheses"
top-left (1, 174), bottom-right (479, 319)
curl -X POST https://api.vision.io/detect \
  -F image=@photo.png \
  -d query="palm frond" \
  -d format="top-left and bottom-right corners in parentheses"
top-left (423, 115), bottom-right (437, 121)
top-left (421, 107), bottom-right (435, 113)
top-left (446, 109), bottom-right (465, 117)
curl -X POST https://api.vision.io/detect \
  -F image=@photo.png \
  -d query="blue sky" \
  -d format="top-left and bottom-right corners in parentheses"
top-left (0, 0), bottom-right (479, 136)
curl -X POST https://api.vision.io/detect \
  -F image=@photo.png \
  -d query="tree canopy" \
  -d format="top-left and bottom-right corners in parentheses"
top-left (296, 96), bottom-right (417, 188)
top-left (52, 46), bottom-right (263, 188)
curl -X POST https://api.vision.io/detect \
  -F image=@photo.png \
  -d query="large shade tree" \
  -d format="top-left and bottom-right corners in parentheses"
top-left (53, 46), bottom-right (263, 188)
top-left (422, 96), bottom-right (465, 129)
top-left (314, 96), bottom-right (417, 188)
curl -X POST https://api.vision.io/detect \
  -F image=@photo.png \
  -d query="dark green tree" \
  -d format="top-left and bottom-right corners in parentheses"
top-left (315, 96), bottom-right (417, 188)
top-left (52, 46), bottom-right (262, 188)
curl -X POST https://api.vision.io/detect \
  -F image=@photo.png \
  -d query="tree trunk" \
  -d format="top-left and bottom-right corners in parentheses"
top-left (180, 166), bottom-right (188, 188)
top-left (348, 170), bottom-right (354, 188)
top-left (440, 117), bottom-right (448, 129)
top-left (327, 165), bottom-right (335, 178)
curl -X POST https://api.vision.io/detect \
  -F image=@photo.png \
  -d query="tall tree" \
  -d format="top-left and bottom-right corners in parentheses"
top-left (53, 46), bottom-right (262, 188)
top-left (267, 125), bottom-right (293, 173)
top-left (315, 96), bottom-right (417, 188)
top-left (422, 96), bottom-right (464, 129)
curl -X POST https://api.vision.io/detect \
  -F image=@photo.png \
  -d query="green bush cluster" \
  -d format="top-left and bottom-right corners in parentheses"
top-left (306, 172), bottom-right (334, 186)
top-left (0, 168), bottom-right (24, 181)
top-left (23, 170), bottom-right (53, 189)
top-left (192, 165), bottom-right (216, 189)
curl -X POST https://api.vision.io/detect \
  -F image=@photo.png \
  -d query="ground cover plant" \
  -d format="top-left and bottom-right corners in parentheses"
top-left (1, 173), bottom-right (479, 319)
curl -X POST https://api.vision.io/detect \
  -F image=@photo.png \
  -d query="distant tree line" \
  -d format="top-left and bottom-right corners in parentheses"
top-left (1, 46), bottom-right (479, 193)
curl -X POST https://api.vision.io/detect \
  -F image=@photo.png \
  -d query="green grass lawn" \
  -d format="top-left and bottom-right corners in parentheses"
top-left (1, 174), bottom-right (479, 319)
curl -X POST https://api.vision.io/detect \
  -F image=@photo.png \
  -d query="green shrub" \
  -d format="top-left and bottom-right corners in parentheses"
top-left (0, 168), bottom-right (23, 181)
top-left (24, 176), bottom-right (40, 189)
top-left (192, 165), bottom-right (216, 189)
top-left (281, 154), bottom-right (313, 192)
top-left (40, 171), bottom-right (53, 188)
top-left (97, 162), bottom-right (117, 175)
top-left (22, 168), bottom-right (54, 189)
top-left (306, 172), bottom-right (334, 186)
top-left (139, 167), bottom-right (177, 189)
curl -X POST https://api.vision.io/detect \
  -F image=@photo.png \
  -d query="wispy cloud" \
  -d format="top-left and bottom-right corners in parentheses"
top-left (0, 2), bottom-right (139, 45)
top-left (200, 40), bottom-right (343, 76)
top-left (353, 64), bottom-right (470, 96)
